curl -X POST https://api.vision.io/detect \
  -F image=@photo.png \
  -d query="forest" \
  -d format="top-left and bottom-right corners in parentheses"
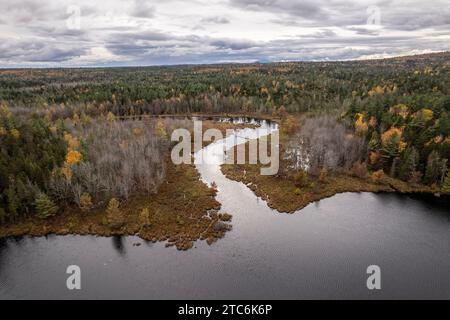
top-left (0, 52), bottom-right (449, 225)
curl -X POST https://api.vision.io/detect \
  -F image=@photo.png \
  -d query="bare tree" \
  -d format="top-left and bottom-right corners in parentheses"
top-left (49, 118), bottom-right (191, 207)
top-left (284, 115), bottom-right (366, 175)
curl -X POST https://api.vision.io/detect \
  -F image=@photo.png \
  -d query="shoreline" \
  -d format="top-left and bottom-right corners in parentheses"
top-left (0, 162), bottom-right (234, 250)
top-left (0, 118), bottom-right (252, 250)
top-left (222, 168), bottom-right (444, 214)
top-left (0, 162), bottom-right (232, 250)
top-left (221, 144), bottom-right (443, 213)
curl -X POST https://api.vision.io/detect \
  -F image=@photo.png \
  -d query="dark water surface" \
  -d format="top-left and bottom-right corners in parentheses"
top-left (0, 120), bottom-right (449, 299)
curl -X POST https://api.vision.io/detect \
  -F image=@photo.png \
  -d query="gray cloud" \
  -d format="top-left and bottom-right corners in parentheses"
top-left (235, 0), bottom-right (450, 31)
top-left (347, 27), bottom-right (380, 36)
top-left (100, 27), bottom-right (447, 66)
top-left (210, 39), bottom-right (257, 50)
top-left (0, 0), bottom-right (448, 67)
top-left (230, 0), bottom-right (326, 20)
top-left (130, 0), bottom-right (156, 18)
top-left (0, 39), bottom-right (86, 63)
top-left (200, 16), bottom-right (230, 24)
top-left (109, 30), bottom-right (174, 42)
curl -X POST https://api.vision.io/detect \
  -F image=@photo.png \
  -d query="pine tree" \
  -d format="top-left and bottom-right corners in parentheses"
top-left (35, 193), bottom-right (58, 219)
top-left (106, 198), bottom-right (120, 215)
top-left (79, 193), bottom-right (93, 212)
top-left (0, 208), bottom-right (6, 224)
top-left (139, 207), bottom-right (151, 227)
top-left (368, 131), bottom-right (380, 151)
top-left (106, 198), bottom-right (125, 229)
top-left (6, 185), bottom-right (19, 219)
top-left (381, 129), bottom-right (402, 158)
top-left (399, 147), bottom-right (419, 181)
top-left (442, 171), bottom-right (450, 193)
top-left (106, 111), bottom-right (116, 122)
top-left (425, 151), bottom-right (447, 185)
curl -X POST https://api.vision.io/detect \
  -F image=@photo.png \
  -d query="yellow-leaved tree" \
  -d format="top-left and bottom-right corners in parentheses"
top-left (156, 119), bottom-right (167, 137)
top-left (106, 111), bottom-right (116, 122)
top-left (415, 108), bottom-right (433, 122)
top-left (10, 128), bottom-right (20, 139)
top-left (355, 113), bottom-right (368, 136)
top-left (381, 127), bottom-right (406, 157)
top-left (65, 150), bottom-right (83, 165)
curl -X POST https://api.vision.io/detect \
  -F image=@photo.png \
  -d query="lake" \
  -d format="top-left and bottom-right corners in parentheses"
top-left (0, 119), bottom-right (449, 299)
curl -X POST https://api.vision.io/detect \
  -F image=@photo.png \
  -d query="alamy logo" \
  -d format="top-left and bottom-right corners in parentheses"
top-left (366, 5), bottom-right (381, 26)
top-left (66, 5), bottom-right (81, 30)
top-left (170, 120), bottom-right (279, 175)
top-left (366, 265), bottom-right (381, 290)
top-left (66, 265), bottom-right (81, 290)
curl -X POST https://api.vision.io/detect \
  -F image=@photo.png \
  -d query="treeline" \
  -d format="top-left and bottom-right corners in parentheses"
top-left (1, 52), bottom-right (448, 116)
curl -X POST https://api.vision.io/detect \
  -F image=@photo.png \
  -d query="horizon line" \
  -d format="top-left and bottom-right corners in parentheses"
top-left (1, 50), bottom-right (448, 70)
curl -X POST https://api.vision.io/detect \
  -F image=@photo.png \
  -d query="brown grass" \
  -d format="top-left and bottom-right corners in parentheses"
top-left (0, 161), bottom-right (229, 250)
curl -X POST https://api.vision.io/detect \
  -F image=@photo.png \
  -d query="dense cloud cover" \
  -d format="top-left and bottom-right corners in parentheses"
top-left (0, 0), bottom-right (449, 67)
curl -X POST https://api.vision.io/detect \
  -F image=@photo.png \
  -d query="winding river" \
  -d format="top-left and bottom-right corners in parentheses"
top-left (0, 119), bottom-right (449, 299)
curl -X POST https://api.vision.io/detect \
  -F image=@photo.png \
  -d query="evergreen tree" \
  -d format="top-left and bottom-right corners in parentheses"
top-left (106, 198), bottom-right (125, 229)
top-left (442, 171), bottom-right (450, 193)
top-left (35, 193), bottom-right (58, 219)
top-left (381, 130), bottom-right (402, 158)
top-left (399, 147), bottom-right (419, 181)
top-left (0, 111), bottom-right (66, 223)
top-left (425, 151), bottom-right (447, 185)
top-left (368, 131), bottom-right (380, 151)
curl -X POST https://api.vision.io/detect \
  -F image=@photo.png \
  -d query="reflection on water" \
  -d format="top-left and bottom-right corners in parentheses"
top-left (0, 118), bottom-right (449, 299)
top-left (112, 236), bottom-right (126, 256)
top-left (0, 238), bottom-right (7, 275)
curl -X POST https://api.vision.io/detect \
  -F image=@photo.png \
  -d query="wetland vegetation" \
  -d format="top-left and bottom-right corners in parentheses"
top-left (0, 52), bottom-right (449, 248)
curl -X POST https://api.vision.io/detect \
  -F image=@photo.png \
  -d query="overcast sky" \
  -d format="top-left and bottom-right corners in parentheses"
top-left (0, 0), bottom-right (449, 67)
